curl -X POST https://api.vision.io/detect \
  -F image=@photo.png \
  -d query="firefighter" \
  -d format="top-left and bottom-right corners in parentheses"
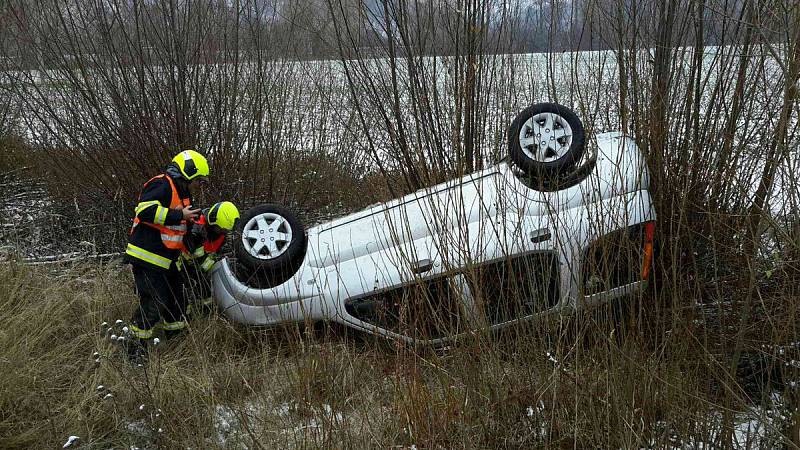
top-left (179, 201), bottom-right (240, 314)
top-left (124, 150), bottom-right (209, 363)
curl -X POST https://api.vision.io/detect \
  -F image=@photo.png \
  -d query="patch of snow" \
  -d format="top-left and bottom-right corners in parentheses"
top-left (125, 420), bottom-right (149, 437)
top-left (63, 435), bottom-right (79, 448)
top-left (214, 405), bottom-right (238, 445)
top-left (276, 403), bottom-right (291, 417)
top-left (652, 405), bottom-right (783, 449)
top-left (213, 400), bottom-right (351, 444)
top-left (321, 404), bottom-right (344, 422)
top-left (214, 401), bottom-right (296, 444)
top-left (282, 418), bottom-right (322, 435)
top-left (733, 416), bottom-right (767, 448)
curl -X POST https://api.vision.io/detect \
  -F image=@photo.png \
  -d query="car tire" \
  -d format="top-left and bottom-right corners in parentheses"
top-left (235, 204), bottom-right (307, 286)
top-left (508, 102), bottom-right (586, 179)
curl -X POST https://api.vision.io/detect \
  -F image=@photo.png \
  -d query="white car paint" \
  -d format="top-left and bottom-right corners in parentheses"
top-left (212, 132), bottom-right (656, 343)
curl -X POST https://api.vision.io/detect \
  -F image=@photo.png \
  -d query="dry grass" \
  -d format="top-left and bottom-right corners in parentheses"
top-left (1, 259), bottom-right (798, 449)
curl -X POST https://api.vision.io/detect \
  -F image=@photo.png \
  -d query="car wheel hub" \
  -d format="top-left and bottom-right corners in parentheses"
top-left (241, 212), bottom-right (293, 260)
top-left (519, 112), bottom-right (573, 162)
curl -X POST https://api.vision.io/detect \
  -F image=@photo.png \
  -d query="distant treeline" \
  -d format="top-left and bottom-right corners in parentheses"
top-left (0, 0), bottom-right (786, 68)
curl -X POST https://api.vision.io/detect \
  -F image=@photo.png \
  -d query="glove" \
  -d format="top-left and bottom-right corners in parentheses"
top-left (191, 222), bottom-right (207, 239)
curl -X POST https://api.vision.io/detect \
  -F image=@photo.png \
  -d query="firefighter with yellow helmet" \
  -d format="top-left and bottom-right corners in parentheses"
top-left (180, 201), bottom-right (240, 314)
top-left (124, 150), bottom-right (209, 363)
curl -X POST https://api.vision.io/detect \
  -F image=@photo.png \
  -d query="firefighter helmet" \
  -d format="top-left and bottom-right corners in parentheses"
top-left (207, 201), bottom-right (240, 231)
top-left (172, 150), bottom-right (209, 180)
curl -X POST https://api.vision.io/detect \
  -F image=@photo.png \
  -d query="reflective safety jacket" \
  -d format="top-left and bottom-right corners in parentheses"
top-left (180, 214), bottom-right (226, 272)
top-left (125, 174), bottom-right (192, 270)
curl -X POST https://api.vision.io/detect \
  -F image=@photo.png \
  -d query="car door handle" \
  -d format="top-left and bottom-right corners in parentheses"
top-left (411, 258), bottom-right (434, 274)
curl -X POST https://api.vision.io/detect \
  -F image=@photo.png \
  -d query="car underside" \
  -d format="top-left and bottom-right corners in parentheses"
top-left (211, 104), bottom-right (657, 344)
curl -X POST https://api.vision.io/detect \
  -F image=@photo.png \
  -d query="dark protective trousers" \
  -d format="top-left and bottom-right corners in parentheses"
top-left (130, 264), bottom-right (187, 339)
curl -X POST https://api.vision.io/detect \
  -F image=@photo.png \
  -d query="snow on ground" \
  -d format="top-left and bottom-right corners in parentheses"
top-left (212, 399), bottom-right (347, 447)
top-left (675, 407), bottom-right (785, 449)
top-left (62, 435), bottom-right (79, 448)
top-left (205, 397), bottom-right (791, 449)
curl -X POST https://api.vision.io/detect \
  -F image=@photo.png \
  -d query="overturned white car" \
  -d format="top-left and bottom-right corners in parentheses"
top-left (212, 103), bottom-right (657, 343)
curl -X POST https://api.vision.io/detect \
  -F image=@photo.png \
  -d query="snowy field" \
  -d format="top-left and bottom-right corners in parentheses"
top-left (5, 46), bottom-right (796, 203)
top-left (2, 46), bottom-right (797, 259)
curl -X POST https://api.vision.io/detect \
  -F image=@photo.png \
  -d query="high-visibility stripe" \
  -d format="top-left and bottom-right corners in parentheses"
top-left (154, 206), bottom-right (168, 225)
top-left (165, 225), bottom-right (187, 231)
top-left (129, 325), bottom-right (154, 339)
top-left (200, 256), bottom-right (215, 272)
top-left (135, 200), bottom-right (160, 215)
top-left (193, 247), bottom-right (206, 258)
top-left (160, 233), bottom-right (184, 242)
top-left (126, 243), bottom-right (172, 269)
top-left (162, 321), bottom-right (186, 331)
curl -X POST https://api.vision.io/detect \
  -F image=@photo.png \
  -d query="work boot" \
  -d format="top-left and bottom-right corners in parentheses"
top-left (162, 319), bottom-right (187, 340)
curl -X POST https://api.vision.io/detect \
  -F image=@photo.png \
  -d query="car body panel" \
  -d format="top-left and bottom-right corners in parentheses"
top-left (212, 132), bottom-right (656, 342)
